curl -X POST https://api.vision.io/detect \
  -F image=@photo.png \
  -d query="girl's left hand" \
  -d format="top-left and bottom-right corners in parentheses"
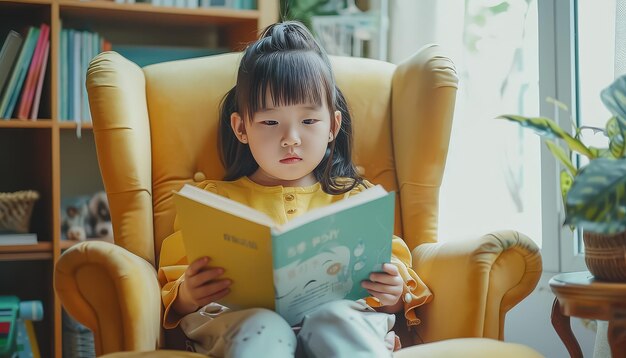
top-left (361, 263), bottom-right (404, 307)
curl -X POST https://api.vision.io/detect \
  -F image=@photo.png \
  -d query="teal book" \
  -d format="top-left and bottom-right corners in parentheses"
top-left (173, 183), bottom-right (394, 325)
top-left (60, 28), bottom-right (68, 120)
top-left (0, 27), bottom-right (39, 119)
top-left (112, 44), bottom-right (228, 67)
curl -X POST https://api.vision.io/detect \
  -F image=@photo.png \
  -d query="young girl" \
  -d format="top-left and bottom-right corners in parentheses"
top-left (158, 21), bottom-right (432, 357)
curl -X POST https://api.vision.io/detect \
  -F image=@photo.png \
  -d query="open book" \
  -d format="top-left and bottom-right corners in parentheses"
top-left (173, 183), bottom-right (395, 325)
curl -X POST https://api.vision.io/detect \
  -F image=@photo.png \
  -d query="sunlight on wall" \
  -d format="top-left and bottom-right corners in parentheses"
top-left (390, 0), bottom-right (542, 245)
top-left (578, 0), bottom-right (615, 130)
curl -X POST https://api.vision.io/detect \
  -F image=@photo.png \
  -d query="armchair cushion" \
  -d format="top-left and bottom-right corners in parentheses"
top-left (411, 230), bottom-right (542, 343)
top-left (98, 338), bottom-right (543, 358)
top-left (54, 241), bottom-right (162, 352)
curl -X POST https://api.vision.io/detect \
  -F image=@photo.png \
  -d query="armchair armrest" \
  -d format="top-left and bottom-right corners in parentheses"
top-left (411, 230), bottom-right (542, 343)
top-left (54, 241), bottom-right (162, 355)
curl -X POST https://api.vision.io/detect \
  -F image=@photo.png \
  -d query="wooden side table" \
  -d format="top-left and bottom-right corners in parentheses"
top-left (549, 271), bottom-right (626, 358)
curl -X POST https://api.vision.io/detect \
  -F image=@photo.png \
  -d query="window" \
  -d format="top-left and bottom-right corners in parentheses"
top-left (538, 0), bottom-right (620, 271)
top-left (390, 0), bottom-right (620, 272)
top-left (389, 0), bottom-right (542, 249)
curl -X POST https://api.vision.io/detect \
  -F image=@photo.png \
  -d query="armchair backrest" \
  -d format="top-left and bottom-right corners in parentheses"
top-left (86, 46), bottom-right (458, 266)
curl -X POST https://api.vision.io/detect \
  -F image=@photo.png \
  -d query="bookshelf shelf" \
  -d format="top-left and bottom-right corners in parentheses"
top-left (0, 242), bottom-right (52, 261)
top-left (59, 0), bottom-right (259, 25)
top-left (58, 121), bottom-right (92, 129)
top-left (0, 120), bottom-right (53, 128)
top-left (0, 0), bottom-right (278, 356)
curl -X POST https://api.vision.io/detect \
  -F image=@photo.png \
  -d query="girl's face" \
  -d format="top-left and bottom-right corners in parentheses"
top-left (231, 93), bottom-right (341, 187)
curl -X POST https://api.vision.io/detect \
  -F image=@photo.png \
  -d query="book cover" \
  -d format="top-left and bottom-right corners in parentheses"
top-left (0, 27), bottom-right (38, 119)
top-left (173, 184), bottom-right (394, 325)
top-left (29, 40), bottom-right (49, 120)
top-left (0, 30), bottom-right (24, 98)
top-left (17, 24), bottom-right (49, 120)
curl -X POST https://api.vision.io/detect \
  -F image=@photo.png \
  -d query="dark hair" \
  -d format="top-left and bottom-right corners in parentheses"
top-left (218, 21), bottom-right (362, 194)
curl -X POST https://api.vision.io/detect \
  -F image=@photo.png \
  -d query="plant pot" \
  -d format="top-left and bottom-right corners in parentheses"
top-left (583, 231), bottom-right (626, 282)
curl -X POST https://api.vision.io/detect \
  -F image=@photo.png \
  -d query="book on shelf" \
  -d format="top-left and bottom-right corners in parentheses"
top-left (60, 28), bottom-right (68, 120)
top-left (0, 30), bottom-right (24, 99)
top-left (0, 26), bottom-right (39, 119)
top-left (59, 27), bottom-right (107, 122)
top-left (0, 232), bottom-right (38, 246)
top-left (17, 23), bottom-right (50, 120)
top-left (29, 40), bottom-right (49, 120)
top-left (173, 183), bottom-right (395, 325)
top-left (71, 30), bottom-right (80, 122)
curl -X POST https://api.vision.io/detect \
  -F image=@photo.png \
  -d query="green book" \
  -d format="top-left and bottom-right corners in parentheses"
top-left (173, 183), bottom-right (394, 325)
top-left (0, 30), bottom-right (24, 97)
top-left (0, 27), bottom-right (39, 119)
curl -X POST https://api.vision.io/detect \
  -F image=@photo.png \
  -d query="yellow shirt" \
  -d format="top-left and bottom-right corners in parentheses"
top-left (158, 177), bottom-right (432, 329)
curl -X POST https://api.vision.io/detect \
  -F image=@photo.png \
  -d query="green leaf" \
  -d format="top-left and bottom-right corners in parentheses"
top-left (607, 116), bottom-right (626, 158)
top-left (560, 169), bottom-right (574, 205)
top-left (565, 158), bottom-right (626, 234)
top-left (589, 147), bottom-right (613, 158)
top-left (546, 96), bottom-right (569, 112)
top-left (601, 74), bottom-right (626, 125)
top-left (601, 75), bottom-right (626, 159)
top-left (546, 140), bottom-right (577, 175)
top-left (498, 115), bottom-right (594, 158)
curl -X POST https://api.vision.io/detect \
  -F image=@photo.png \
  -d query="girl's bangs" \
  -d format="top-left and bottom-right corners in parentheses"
top-left (245, 51), bottom-right (333, 119)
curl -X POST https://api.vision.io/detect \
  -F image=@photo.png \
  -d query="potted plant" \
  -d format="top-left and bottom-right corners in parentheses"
top-left (499, 74), bottom-right (626, 281)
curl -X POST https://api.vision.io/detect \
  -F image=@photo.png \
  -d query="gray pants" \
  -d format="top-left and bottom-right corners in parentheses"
top-left (180, 300), bottom-right (395, 358)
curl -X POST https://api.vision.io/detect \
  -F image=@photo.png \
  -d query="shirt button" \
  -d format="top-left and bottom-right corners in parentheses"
top-left (193, 172), bottom-right (206, 182)
top-left (287, 208), bottom-right (297, 214)
top-left (285, 194), bottom-right (295, 201)
top-left (404, 293), bottom-right (413, 303)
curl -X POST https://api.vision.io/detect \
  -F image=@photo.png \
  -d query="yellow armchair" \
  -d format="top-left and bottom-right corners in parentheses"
top-left (54, 45), bottom-right (542, 355)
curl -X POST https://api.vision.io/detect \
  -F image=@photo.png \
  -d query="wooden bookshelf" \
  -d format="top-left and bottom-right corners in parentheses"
top-left (0, 1), bottom-right (278, 356)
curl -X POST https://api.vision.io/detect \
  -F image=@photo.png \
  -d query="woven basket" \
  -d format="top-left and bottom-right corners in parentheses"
top-left (583, 231), bottom-right (626, 282)
top-left (0, 190), bottom-right (40, 233)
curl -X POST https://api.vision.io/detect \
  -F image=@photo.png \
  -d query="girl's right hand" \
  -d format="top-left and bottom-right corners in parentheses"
top-left (175, 256), bottom-right (231, 315)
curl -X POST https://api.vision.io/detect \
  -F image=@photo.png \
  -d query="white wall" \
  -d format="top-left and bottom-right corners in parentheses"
top-left (388, 0), bottom-right (464, 64)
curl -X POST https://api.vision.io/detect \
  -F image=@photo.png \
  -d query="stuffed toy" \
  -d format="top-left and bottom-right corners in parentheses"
top-left (61, 191), bottom-right (113, 243)
top-left (61, 196), bottom-right (90, 241)
top-left (88, 191), bottom-right (113, 243)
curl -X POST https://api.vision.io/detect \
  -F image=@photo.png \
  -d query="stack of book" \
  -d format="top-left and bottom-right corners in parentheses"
top-left (0, 24), bottom-right (50, 120)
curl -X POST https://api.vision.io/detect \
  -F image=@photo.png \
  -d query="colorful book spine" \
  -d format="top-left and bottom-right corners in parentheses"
top-left (0, 31), bottom-right (24, 98)
top-left (17, 23), bottom-right (50, 120)
top-left (57, 27), bottom-right (108, 121)
top-left (29, 40), bottom-right (49, 120)
top-left (0, 27), bottom-right (38, 119)
top-left (60, 28), bottom-right (68, 120)
top-left (72, 30), bottom-right (81, 122)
